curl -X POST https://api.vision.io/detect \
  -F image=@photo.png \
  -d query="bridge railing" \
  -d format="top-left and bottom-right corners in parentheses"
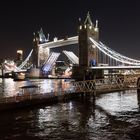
top-left (72, 74), bottom-right (140, 93)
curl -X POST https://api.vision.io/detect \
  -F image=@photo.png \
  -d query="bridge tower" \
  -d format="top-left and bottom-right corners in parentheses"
top-left (72, 12), bottom-right (99, 80)
top-left (33, 28), bottom-right (49, 68)
top-left (78, 12), bottom-right (99, 67)
top-left (33, 32), bottom-right (40, 68)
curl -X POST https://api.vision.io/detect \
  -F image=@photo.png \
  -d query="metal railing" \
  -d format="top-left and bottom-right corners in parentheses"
top-left (72, 74), bottom-right (139, 93)
top-left (0, 74), bottom-right (139, 105)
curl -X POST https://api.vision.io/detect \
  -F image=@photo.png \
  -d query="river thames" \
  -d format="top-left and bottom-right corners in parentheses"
top-left (0, 78), bottom-right (140, 140)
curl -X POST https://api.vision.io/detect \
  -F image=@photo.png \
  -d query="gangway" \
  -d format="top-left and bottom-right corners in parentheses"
top-left (42, 52), bottom-right (60, 73)
top-left (72, 74), bottom-right (139, 93)
top-left (63, 50), bottom-right (79, 64)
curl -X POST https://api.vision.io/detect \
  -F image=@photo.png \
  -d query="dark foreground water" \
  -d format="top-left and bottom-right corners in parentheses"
top-left (0, 79), bottom-right (140, 140)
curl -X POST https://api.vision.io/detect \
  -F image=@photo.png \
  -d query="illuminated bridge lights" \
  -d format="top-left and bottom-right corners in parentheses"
top-left (39, 35), bottom-right (140, 66)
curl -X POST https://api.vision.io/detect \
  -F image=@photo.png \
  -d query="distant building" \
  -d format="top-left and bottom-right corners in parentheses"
top-left (16, 50), bottom-right (23, 66)
top-left (17, 50), bottom-right (23, 61)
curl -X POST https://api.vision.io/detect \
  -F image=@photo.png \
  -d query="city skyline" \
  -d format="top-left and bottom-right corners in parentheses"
top-left (0, 0), bottom-right (140, 60)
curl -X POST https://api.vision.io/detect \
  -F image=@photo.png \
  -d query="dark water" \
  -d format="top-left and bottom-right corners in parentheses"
top-left (0, 79), bottom-right (140, 140)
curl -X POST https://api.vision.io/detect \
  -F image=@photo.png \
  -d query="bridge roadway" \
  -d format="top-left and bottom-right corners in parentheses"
top-left (0, 74), bottom-right (139, 111)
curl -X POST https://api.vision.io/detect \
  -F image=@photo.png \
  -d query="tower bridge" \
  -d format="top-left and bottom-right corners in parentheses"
top-left (3, 12), bottom-right (140, 80)
top-left (31, 12), bottom-right (140, 80)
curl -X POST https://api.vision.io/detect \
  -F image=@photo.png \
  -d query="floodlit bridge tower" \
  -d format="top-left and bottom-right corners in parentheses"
top-left (79, 12), bottom-right (99, 67)
top-left (73, 12), bottom-right (99, 80)
top-left (33, 28), bottom-right (49, 68)
top-left (33, 32), bottom-right (40, 68)
top-left (32, 28), bottom-right (49, 77)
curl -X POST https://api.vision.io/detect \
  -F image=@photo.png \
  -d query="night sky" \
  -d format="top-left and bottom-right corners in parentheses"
top-left (0, 0), bottom-right (140, 60)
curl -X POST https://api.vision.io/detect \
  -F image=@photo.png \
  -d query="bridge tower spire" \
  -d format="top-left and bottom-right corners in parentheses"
top-left (78, 12), bottom-right (99, 66)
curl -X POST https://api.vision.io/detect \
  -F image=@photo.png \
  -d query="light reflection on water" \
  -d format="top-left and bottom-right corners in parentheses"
top-left (96, 90), bottom-right (139, 115)
top-left (0, 78), bottom-right (31, 97)
top-left (0, 78), bottom-right (72, 97)
top-left (32, 90), bottom-right (140, 139)
top-left (0, 78), bottom-right (140, 139)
